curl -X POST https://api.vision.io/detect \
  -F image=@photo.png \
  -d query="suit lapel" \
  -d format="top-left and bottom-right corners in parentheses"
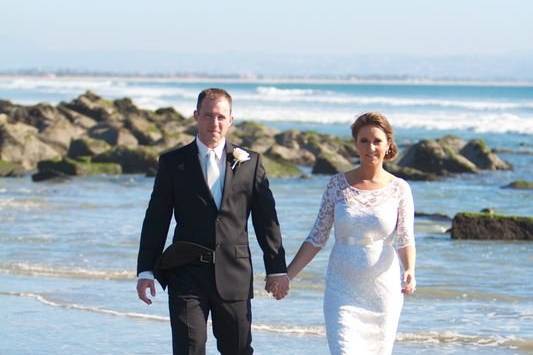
top-left (184, 140), bottom-right (217, 209)
top-left (219, 142), bottom-right (234, 212)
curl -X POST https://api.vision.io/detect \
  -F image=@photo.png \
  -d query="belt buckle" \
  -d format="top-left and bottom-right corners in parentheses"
top-left (199, 253), bottom-right (213, 264)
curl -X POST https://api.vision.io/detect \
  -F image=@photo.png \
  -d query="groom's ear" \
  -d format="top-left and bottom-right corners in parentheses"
top-left (193, 110), bottom-right (199, 122)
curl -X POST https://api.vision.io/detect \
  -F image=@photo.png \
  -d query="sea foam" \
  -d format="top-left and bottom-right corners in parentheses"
top-left (2, 291), bottom-right (530, 350)
top-left (0, 262), bottom-right (135, 280)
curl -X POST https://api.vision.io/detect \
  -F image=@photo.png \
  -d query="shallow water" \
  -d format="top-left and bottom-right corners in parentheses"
top-left (1, 165), bottom-right (531, 354)
top-left (1, 78), bottom-right (532, 354)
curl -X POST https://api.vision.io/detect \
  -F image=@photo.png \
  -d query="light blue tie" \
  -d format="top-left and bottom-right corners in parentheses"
top-left (206, 150), bottom-right (221, 208)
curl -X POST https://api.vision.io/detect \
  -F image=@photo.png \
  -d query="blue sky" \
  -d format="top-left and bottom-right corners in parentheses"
top-left (2, 0), bottom-right (532, 78)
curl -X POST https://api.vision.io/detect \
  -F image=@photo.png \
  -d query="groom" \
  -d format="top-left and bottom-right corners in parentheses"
top-left (136, 88), bottom-right (289, 355)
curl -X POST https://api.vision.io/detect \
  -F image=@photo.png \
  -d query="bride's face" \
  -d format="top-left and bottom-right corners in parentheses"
top-left (355, 125), bottom-right (390, 166)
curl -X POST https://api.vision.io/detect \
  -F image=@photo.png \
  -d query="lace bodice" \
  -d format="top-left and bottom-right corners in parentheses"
top-left (305, 173), bottom-right (415, 249)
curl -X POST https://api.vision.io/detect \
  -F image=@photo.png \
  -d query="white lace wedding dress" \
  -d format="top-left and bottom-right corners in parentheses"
top-left (305, 173), bottom-right (415, 355)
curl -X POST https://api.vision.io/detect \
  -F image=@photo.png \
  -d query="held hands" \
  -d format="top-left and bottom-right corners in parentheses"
top-left (265, 275), bottom-right (290, 300)
top-left (402, 269), bottom-right (416, 295)
top-left (137, 278), bottom-right (156, 305)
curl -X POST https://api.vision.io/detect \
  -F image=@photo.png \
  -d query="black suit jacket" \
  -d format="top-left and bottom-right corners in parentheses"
top-left (137, 140), bottom-right (287, 301)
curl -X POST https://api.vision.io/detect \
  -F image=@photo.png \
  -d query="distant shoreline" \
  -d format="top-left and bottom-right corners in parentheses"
top-left (1, 73), bottom-right (533, 88)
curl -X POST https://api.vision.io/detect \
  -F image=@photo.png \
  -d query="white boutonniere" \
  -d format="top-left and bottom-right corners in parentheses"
top-left (231, 147), bottom-right (251, 169)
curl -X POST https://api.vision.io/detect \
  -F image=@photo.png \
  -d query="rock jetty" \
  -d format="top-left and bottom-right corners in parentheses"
top-left (0, 92), bottom-right (512, 181)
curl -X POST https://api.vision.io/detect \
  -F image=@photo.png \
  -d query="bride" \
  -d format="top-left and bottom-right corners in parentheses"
top-left (287, 112), bottom-right (416, 355)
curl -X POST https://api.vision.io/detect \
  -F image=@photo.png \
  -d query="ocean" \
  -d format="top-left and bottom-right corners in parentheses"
top-left (0, 77), bottom-right (532, 354)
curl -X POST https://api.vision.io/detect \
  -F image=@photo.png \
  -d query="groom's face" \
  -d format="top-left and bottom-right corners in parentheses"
top-left (194, 97), bottom-right (233, 148)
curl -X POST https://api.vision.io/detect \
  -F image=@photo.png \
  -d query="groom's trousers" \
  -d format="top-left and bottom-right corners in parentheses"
top-left (167, 263), bottom-right (253, 355)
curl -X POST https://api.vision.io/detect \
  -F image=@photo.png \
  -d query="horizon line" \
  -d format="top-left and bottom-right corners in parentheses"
top-left (1, 70), bottom-right (533, 87)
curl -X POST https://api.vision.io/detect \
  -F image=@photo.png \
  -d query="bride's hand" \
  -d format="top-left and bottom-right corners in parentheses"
top-left (402, 269), bottom-right (416, 295)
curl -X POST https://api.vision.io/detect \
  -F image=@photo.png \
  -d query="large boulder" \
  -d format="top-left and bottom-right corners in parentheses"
top-left (312, 149), bottom-right (353, 175)
top-left (0, 100), bottom-right (16, 116)
top-left (398, 136), bottom-right (511, 177)
top-left (88, 122), bottom-right (138, 148)
top-left (231, 121), bottom-right (277, 153)
top-left (437, 135), bottom-right (467, 152)
top-left (398, 139), bottom-right (477, 175)
top-left (31, 169), bottom-right (71, 182)
top-left (272, 130), bottom-right (316, 165)
top-left (265, 144), bottom-right (316, 165)
top-left (113, 97), bottom-right (142, 116)
top-left (0, 115), bottom-right (61, 170)
top-left (261, 155), bottom-right (302, 178)
top-left (502, 180), bottom-right (533, 190)
top-left (264, 129), bottom-right (360, 174)
top-left (125, 115), bottom-right (163, 145)
top-left (157, 132), bottom-right (195, 151)
top-left (384, 163), bottom-right (439, 181)
top-left (57, 104), bottom-right (98, 129)
top-left (35, 157), bottom-right (122, 177)
top-left (297, 131), bottom-right (330, 155)
top-left (451, 212), bottom-right (533, 240)
top-left (159, 118), bottom-right (196, 137)
top-left (62, 91), bottom-right (118, 122)
top-left (93, 146), bottom-right (159, 174)
top-left (274, 130), bottom-right (302, 150)
top-left (154, 107), bottom-right (187, 123)
top-left (2, 103), bottom-right (63, 131)
top-left (26, 103), bottom-right (64, 130)
top-left (298, 131), bottom-right (357, 162)
top-left (334, 140), bottom-right (358, 162)
top-left (460, 139), bottom-right (512, 170)
top-left (0, 160), bottom-right (26, 177)
top-left (67, 137), bottom-right (112, 159)
top-left (39, 117), bottom-right (85, 154)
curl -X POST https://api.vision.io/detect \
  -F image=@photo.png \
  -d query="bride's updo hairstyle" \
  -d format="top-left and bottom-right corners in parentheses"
top-left (351, 112), bottom-right (398, 161)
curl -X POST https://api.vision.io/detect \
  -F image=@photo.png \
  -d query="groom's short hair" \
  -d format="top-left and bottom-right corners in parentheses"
top-left (196, 88), bottom-right (232, 113)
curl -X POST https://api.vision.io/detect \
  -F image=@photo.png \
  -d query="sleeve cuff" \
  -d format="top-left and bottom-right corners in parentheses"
top-left (138, 271), bottom-right (154, 280)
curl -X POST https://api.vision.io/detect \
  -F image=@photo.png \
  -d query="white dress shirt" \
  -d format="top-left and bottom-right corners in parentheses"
top-left (195, 137), bottom-right (226, 209)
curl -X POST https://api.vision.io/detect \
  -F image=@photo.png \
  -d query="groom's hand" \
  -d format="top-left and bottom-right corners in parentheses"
top-left (265, 275), bottom-right (290, 300)
top-left (137, 279), bottom-right (156, 305)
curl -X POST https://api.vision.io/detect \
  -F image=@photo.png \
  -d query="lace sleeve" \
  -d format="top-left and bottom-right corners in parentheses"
top-left (304, 176), bottom-right (336, 248)
top-left (396, 179), bottom-right (415, 249)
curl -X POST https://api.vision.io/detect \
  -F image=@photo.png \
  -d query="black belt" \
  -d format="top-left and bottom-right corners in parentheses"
top-left (155, 241), bottom-right (216, 271)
